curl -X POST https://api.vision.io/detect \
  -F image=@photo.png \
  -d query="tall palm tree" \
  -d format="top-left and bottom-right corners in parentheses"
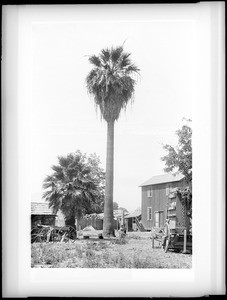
top-left (86, 46), bottom-right (139, 236)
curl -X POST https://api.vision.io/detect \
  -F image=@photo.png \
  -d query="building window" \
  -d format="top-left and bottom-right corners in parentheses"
top-left (168, 201), bottom-right (176, 210)
top-left (147, 207), bottom-right (152, 220)
top-left (154, 211), bottom-right (164, 227)
top-left (166, 183), bottom-right (171, 196)
top-left (147, 187), bottom-right (153, 197)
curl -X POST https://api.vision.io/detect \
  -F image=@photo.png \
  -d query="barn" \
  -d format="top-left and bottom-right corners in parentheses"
top-left (139, 173), bottom-right (190, 231)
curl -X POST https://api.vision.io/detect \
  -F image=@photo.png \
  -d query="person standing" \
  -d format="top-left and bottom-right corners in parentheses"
top-left (119, 225), bottom-right (126, 238)
top-left (162, 218), bottom-right (170, 250)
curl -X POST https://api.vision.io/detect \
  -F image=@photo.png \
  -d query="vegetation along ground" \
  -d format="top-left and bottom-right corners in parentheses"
top-left (31, 231), bottom-right (192, 268)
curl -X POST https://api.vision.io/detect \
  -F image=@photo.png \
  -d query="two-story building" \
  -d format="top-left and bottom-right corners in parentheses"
top-left (139, 173), bottom-right (189, 231)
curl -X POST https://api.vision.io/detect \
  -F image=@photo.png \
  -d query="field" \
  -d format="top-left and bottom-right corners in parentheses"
top-left (31, 231), bottom-right (192, 268)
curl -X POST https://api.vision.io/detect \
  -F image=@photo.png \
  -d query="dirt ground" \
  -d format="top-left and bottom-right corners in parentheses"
top-left (31, 230), bottom-right (192, 268)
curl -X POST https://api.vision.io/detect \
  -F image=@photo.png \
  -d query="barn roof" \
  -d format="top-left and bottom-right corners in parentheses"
top-left (125, 207), bottom-right (141, 219)
top-left (31, 202), bottom-right (55, 215)
top-left (139, 173), bottom-right (184, 187)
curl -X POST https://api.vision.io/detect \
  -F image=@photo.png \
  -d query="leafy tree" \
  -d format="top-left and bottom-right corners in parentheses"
top-left (113, 202), bottom-right (119, 210)
top-left (161, 119), bottom-right (192, 184)
top-left (161, 119), bottom-right (192, 218)
top-left (42, 150), bottom-right (105, 227)
top-left (86, 45), bottom-right (139, 236)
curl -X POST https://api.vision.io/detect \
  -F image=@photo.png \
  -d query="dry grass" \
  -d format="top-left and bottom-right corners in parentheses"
top-left (31, 231), bottom-right (192, 268)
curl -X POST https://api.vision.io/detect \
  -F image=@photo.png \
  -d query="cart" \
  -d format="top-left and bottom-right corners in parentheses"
top-left (31, 224), bottom-right (77, 243)
top-left (158, 186), bottom-right (192, 253)
top-left (151, 227), bottom-right (192, 253)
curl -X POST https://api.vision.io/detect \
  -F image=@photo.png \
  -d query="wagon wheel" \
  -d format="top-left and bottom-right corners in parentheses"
top-left (31, 226), bottom-right (38, 235)
top-left (31, 233), bottom-right (43, 243)
top-left (31, 226), bottom-right (45, 243)
top-left (56, 226), bottom-right (67, 242)
top-left (38, 227), bottom-right (47, 242)
top-left (60, 225), bottom-right (77, 241)
top-left (31, 227), bottom-right (38, 243)
top-left (51, 228), bottom-right (62, 242)
top-left (32, 230), bottom-right (46, 243)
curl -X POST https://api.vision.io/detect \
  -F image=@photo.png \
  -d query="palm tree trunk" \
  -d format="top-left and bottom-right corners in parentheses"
top-left (103, 120), bottom-right (115, 237)
top-left (65, 216), bottom-right (76, 229)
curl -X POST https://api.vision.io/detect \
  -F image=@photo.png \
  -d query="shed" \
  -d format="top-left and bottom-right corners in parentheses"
top-left (125, 207), bottom-right (144, 231)
top-left (31, 202), bottom-right (65, 228)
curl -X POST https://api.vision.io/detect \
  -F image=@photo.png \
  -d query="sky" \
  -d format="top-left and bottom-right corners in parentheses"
top-left (31, 10), bottom-right (194, 212)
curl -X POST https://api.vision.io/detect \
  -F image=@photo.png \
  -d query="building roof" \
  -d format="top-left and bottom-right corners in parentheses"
top-left (139, 173), bottom-right (184, 187)
top-left (31, 202), bottom-right (55, 215)
top-left (125, 207), bottom-right (141, 219)
top-left (113, 209), bottom-right (129, 218)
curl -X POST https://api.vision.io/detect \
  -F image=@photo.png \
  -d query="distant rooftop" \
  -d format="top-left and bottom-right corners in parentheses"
top-left (125, 207), bottom-right (141, 219)
top-left (139, 173), bottom-right (184, 187)
top-left (31, 202), bottom-right (55, 215)
top-left (97, 209), bottom-right (129, 219)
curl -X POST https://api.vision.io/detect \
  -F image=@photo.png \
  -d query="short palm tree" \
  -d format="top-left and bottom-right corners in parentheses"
top-left (42, 151), bottom-right (105, 227)
top-left (86, 46), bottom-right (139, 236)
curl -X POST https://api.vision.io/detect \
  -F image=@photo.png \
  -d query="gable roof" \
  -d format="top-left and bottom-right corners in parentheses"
top-left (139, 173), bottom-right (184, 187)
top-left (125, 207), bottom-right (141, 219)
top-left (31, 202), bottom-right (55, 215)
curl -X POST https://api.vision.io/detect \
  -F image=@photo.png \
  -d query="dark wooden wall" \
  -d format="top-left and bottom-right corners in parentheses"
top-left (141, 179), bottom-right (188, 230)
top-left (31, 214), bottom-right (56, 228)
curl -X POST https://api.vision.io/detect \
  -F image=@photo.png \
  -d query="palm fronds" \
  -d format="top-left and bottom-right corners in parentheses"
top-left (119, 52), bottom-right (131, 68)
top-left (100, 48), bottom-right (111, 63)
top-left (86, 45), bottom-right (140, 122)
top-left (111, 46), bottom-right (124, 64)
top-left (88, 55), bottom-right (102, 67)
top-left (124, 64), bottom-right (140, 74)
top-left (42, 151), bottom-right (105, 220)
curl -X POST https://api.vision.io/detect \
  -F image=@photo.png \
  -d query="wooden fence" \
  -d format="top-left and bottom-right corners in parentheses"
top-left (77, 217), bottom-right (119, 231)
